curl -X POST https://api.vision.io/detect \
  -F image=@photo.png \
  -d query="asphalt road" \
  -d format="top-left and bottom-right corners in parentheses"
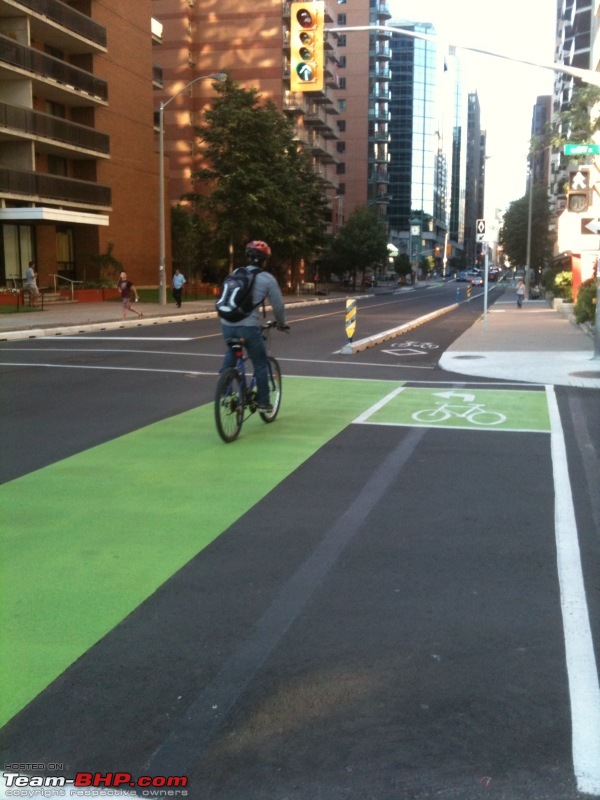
top-left (1, 282), bottom-right (599, 800)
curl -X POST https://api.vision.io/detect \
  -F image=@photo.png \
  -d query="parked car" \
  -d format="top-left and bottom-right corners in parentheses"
top-left (456, 271), bottom-right (468, 282)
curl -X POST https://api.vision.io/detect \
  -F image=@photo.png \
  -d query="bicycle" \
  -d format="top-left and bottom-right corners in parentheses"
top-left (411, 402), bottom-right (506, 426)
top-left (214, 320), bottom-right (287, 443)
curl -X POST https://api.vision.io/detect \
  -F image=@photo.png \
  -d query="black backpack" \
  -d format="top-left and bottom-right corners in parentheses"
top-left (215, 266), bottom-right (261, 322)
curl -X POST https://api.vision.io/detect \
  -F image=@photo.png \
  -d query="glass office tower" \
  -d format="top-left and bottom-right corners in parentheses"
top-left (388, 21), bottom-right (465, 270)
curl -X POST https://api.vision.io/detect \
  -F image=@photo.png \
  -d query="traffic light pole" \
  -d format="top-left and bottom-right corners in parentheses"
top-left (326, 25), bottom-right (600, 89)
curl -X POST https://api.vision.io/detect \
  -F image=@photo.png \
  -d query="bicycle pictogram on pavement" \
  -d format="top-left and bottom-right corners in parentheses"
top-left (353, 387), bottom-right (551, 433)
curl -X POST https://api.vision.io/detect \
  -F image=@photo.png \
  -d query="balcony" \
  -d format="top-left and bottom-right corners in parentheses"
top-left (0, 35), bottom-right (108, 105)
top-left (0, 102), bottom-right (109, 157)
top-left (0, 167), bottom-right (111, 208)
top-left (1, 0), bottom-right (107, 53)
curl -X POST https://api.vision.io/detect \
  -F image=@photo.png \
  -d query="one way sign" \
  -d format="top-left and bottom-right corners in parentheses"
top-left (581, 218), bottom-right (600, 234)
top-left (476, 219), bottom-right (486, 243)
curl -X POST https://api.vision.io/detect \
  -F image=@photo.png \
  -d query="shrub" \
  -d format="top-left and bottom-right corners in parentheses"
top-left (574, 278), bottom-right (597, 324)
top-left (553, 271), bottom-right (573, 301)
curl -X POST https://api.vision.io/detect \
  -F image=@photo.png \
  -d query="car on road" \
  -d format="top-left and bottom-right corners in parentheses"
top-left (456, 271), bottom-right (468, 281)
top-left (471, 274), bottom-right (484, 286)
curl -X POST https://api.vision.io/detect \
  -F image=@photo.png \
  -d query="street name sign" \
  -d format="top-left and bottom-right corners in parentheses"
top-left (564, 143), bottom-right (600, 156)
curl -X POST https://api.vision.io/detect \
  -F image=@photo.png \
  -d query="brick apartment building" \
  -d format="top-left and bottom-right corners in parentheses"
top-left (153, 0), bottom-right (341, 230)
top-left (0, 0), bottom-right (162, 292)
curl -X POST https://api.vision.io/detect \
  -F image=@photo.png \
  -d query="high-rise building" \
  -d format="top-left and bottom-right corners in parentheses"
top-left (388, 21), bottom-right (465, 273)
top-left (531, 95), bottom-right (552, 188)
top-left (464, 92), bottom-right (483, 267)
top-left (0, 0), bottom-right (162, 290)
top-left (332, 0), bottom-right (392, 230)
top-left (550, 0), bottom-right (593, 227)
top-left (152, 0), bottom-right (342, 245)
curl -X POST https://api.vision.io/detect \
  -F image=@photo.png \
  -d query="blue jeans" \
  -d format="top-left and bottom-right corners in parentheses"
top-left (221, 324), bottom-right (270, 405)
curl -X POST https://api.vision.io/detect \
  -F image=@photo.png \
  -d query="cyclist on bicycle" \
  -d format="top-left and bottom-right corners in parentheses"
top-left (219, 240), bottom-right (287, 413)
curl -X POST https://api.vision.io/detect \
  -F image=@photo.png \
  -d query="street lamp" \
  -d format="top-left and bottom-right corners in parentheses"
top-left (158, 72), bottom-right (226, 305)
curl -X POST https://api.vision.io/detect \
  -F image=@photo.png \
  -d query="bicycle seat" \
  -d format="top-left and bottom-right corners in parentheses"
top-left (225, 337), bottom-right (245, 348)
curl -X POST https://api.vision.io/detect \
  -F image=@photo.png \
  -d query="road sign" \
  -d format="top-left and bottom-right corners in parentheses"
top-left (476, 219), bottom-right (485, 243)
top-left (568, 168), bottom-right (591, 191)
top-left (564, 143), bottom-right (600, 156)
top-left (581, 218), bottom-right (600, 234)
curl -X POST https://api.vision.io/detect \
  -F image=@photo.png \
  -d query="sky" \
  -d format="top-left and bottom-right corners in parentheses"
top-left (386, 0), bottom-right (557, 232)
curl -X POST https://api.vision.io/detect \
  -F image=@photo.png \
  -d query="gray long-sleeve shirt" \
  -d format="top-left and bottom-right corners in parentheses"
top-left (223, 268), bottom-right (286, 328)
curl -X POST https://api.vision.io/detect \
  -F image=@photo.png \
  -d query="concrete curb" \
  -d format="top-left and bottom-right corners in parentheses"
top-left (0, 295), bottom-right (353, 342)
top-left (338, 303), bottom-right (459, 354)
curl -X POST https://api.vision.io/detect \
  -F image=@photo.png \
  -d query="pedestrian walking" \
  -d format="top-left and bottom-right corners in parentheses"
top-left (172, 269), bottom-right (186, 308)
top-left (117, 271), bottom-right (143, 320)
top-left (25, 261), bottom-right (40, 307)
top-left (516, 279), bottom-right (525, 308)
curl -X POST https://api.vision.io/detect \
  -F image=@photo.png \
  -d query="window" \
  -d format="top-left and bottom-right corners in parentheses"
top-left (336, 163), bottom-right (346, 174)
top-left (337, 141), bottom-right (346, 153)
top-left (337, 13), bottom-right (346, 24)
top-left (337, 120), bottom-right (346, 132)
top-left (338, 55), bottom-right (346, 68)
top-left (337, 35), bottom-right (346, 46)
top-left (48, 156), bottom-right (67, 176)
top-left (338, 99), bottom-right (346, 112)
top-left (339, 77), bottom-right (346, 89)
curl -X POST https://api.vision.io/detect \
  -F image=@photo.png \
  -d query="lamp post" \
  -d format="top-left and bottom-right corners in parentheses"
top-left (158, 72), bottom-right (226, 305)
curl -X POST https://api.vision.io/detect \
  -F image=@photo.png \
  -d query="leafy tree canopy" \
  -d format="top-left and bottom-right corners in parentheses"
top-left (325, 206), bottom-right (389, 278)
top-left (499, 185), bottom-right (551, 275)
top-left (186, 75), bottom-right (329, 271)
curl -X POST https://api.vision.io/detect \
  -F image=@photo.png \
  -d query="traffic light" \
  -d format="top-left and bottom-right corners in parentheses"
top-left (290, 2), bottom-right (324, 92)
top-left (567, 167), bottom-right (591, 213)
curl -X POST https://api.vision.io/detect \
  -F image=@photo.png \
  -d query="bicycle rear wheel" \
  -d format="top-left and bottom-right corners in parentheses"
top-left (259, 356), bottom-right (282, 423)
top-left (215, 368), bottom-right (244, 442)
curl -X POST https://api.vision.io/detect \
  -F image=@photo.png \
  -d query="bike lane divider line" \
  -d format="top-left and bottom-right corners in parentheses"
top-left (352, 385), bottom-right (407, 423)
top-left (353, 386), bottom-right (551, 434)
top-left (145, 425), bottom-right (426, 775)
top-left (546, 385), bottom-right (600, 795)
top-left (0, 377), bottom-right (403, 729)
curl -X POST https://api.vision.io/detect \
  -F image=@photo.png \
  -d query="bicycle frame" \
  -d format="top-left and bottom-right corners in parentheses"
top-left (214, 322), bottom-right (283, 442)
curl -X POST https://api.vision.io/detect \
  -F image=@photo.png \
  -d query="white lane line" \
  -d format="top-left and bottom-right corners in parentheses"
top-left (0, 362), bottom-right (217, 376)
top-left (68, 336), bottom-right (193, 341)
top-left (547, 385), bottom-right (600, 795)
top-left (352, 386), bottom-right (406, 423)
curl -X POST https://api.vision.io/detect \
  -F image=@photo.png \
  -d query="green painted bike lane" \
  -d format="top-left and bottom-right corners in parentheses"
top-left (0, 379), bottom-right (550, 727)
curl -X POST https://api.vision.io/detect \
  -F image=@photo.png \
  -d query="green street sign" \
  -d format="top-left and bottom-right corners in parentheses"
top-left (564, 143), bottom-right (600, 156)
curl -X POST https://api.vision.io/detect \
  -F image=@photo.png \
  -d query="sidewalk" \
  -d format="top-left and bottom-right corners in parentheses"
top-left (441, 289), bottom-right (600, 388)
top-left (1, 286), bottom-right (599, 388)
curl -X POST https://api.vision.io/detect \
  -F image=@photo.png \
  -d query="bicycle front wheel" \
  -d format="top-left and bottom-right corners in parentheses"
top-left (215, 368), bottom-right (244, 442)
top-left (259, 357), bottom-right (282, 423)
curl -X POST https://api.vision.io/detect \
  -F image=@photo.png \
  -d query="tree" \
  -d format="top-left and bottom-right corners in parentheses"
top-left (553, 85), bottom-right (600, 147)
top-left (499, 185), bottom-right (551, 279)
top-left (170, 205), bottom-right (211, 281)
top-left (187, 75), bottom-right (329, 276)
top-left (325, 207), bottom-right (388, 288)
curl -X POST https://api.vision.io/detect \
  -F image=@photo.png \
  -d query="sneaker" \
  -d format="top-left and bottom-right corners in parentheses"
top-left (257, 403), bottom-right (273, 413)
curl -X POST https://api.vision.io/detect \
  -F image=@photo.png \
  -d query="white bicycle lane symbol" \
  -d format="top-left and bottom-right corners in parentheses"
top-left (411, 391), bottom-right (507, 426)
top-left (383, 341), bottom-right (439, 356)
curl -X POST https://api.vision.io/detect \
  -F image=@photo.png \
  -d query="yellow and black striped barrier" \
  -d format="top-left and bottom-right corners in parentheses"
top-left (341, 298), bottom-right (357, 354)
top-left (467, 285), bottom-right (472, 299)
